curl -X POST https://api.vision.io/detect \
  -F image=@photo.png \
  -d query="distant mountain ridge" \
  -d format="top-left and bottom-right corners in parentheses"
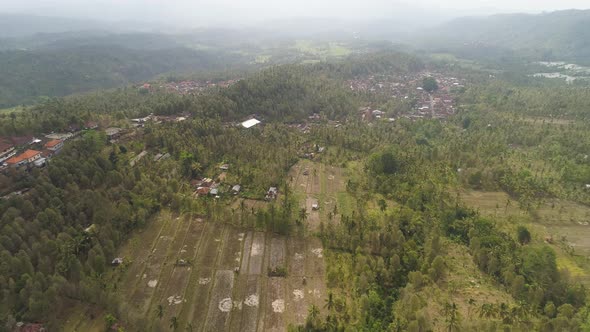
top-left (416, 9), bottom-right (590, 64)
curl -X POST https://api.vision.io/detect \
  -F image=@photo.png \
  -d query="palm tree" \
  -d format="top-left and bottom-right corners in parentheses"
top-left (324, 292), bottom-right (335, 311)
top-left (298, 208), bottom-right (308, 225)
top-left (185, 322), bottom-right (194, 332)
top-left (478, 303), bottom-right (497, 319)
top-left (307, 304), bottom-right (320, 328)
top-left (170, 316), bottom-right (178, 331)
top-left (240, 199), bottom-right (246, 224)
top-left (155, 304), bottom-right (164, 320)
top-left (444, 302), bottom-right (460, 332)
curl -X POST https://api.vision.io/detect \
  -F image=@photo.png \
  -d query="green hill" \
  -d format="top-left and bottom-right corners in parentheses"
top-left (0, 42), bottom-right (242, 108)
top-left (418, 10), bottom-right (590, 64)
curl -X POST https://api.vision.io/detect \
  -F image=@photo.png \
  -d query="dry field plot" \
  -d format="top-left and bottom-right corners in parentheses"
top-left (108, 212), bottom-right (326, 332)
top-left (289, 160), bottom-right (350, 231)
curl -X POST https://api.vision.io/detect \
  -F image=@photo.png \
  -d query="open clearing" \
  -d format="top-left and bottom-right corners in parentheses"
top-left (289, 160), bottom-right (351, 232)
top-left (65, 209), bottom-right (326, 331)
top-left (458, 189), bottom-right (590, 284)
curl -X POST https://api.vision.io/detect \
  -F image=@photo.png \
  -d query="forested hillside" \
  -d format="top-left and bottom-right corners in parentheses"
top-left (417, 10), bottom-right (590, 64)
top-left (0, 44), bottom-right (243, 108)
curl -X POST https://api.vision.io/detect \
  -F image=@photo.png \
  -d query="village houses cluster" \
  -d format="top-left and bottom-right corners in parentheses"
top-left (349, 71), bottom-right (466, 121)
top-left (140, 78), bottom-right (240, 95)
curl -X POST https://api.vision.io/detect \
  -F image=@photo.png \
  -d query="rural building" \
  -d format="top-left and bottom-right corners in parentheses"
top-left (111, 258), bottom-right (123, 266)
top-left (85, 121), bottom-right (99, 130)
top-left (44, 139), bottom-right (64, 152)
top-left (197, 187), bottom-right (211, 195)
top-left (0, 141), bottom-right (16, 163)
top-left (33, 158), bottom-right (46, 168)
top-left (266, 187), bottom-right (278, 200)
top-left (6, 150), bottom-right (42, 167)
top-left (220, 164), bottom-right (229, 171)
top-left (241, 118), bottom-right (261, 129)
top-left (105, 128), bottom-right (123, 140)
top-left (232, 185), bottom-right (241, 194)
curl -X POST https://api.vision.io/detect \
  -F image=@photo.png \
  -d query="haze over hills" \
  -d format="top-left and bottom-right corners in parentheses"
top-left (414, 9), bottom-right (590, 64)
top-left (1, 9), bottom-right (590, 107)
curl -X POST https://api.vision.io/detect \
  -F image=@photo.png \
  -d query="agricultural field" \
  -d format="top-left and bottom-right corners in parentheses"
top-left (64, 210), bottom-right (326, 331)
top-left (458, 189), bottom-right (590, 284)
top-left (288, 160), bottom-right (352, 232)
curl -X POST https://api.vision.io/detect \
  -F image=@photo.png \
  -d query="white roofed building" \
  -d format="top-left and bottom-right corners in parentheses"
top-left (241, 118), bottom-right (261, 128)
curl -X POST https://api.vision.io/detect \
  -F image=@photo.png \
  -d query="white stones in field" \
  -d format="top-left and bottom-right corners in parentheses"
top-left (148, 279), bottom-right (158, 288)
top-left (311, 248), bottom-right (323, 258)
top-left (167, 295), bottom-right (183, 305)
top-left (251, 242), bottom-right (263, 256)
top-left (218, 298), bottom-right (233, 312)
top-left (292, 289), bottom-right (304, 301)
top-left (294, 253), bottom-right (304, 260)
top-left (244, 294), bottom-right (259, 307)
top-left (198, 277), bottom-right (211, 285)
top-left (272, 299), bottom-right (285, 313)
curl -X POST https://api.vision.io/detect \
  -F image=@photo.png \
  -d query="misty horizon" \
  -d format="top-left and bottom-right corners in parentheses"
top-left (1, 0), bottom-right (590, 29)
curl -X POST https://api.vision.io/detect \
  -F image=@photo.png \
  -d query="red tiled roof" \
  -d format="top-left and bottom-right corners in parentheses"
top-left (6, 149), bottom-right (41, 165)
top-left (44, 139), bottom-right (62, 148)
top-left (197, 187), bottom-right (210, 195)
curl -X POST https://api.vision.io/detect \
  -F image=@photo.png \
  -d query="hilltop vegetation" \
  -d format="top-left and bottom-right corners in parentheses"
top-left (0, 44), bottom-right (244, 108)
top-left (418, 10), bottom-right (590, 64)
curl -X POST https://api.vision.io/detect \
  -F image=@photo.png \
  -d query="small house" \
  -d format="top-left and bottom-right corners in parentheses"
top-left (220, 164), bottom-right (229, 171)
top-left (232, 185), bottom-right (241, 194)
top-left (85, 121), bottom-right (98, 130)
top-left (210, 188), bottom-right (219, 196)
top-left (265, 187), bottom-right (278, 200)
top-left (197, 187), bottom-right (210, 196)
top-left (6, 150), bottom-right (42, 167)
top-left (105, 128), bottom-right (123, 140)
top-left (112, 258), bottom-right (123, 266)
top-left (241, 118), bottom-right (261, 129)
top-left (0, 141), bottom-right (16, 163)
top-left (33, 158), bottom-right (46, 168)
top-left (44, 139), bottom-right (64, 153)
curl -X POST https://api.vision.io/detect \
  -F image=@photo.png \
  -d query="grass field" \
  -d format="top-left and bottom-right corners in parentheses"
top-left (288, 160), bottom-right (353, 232)
top-left (292, 40), bottom-right (351, 59)
top-left (458, 189), bottom-right (590, 284)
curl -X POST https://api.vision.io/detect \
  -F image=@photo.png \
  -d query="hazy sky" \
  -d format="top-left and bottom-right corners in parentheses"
top-left (1, 0), bottom-right (589, 26)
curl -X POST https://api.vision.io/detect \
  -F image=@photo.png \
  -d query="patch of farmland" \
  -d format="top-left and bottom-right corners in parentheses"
top-left (259, 278), bottom-right (287, 332)
top-left (203, 270), bottom-right (236, 332)
top-left (220, 228), bottom-right (245, 270)
top-left (156, 219), bottom-right (206, 323)
top-left (146, 217), bottom-right (193, 317)
top-left (118, 213), bottom-right (173, 300)
top-left (107, 210), bottom-right (326, 331)
top-left (185, 224), bottom-right (227, 330)
top-left (128, 214), bottom-right (185, 313)
top-left (269, 237), bottom-right (286, 271)
top-left (248, 232), bottom-right (266, 275)
top-left (237, 275), bottom-right (262, 332)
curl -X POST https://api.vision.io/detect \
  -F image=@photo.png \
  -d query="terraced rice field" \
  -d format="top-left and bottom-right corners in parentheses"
top-left (105, 211), bottom-right (326, 332)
